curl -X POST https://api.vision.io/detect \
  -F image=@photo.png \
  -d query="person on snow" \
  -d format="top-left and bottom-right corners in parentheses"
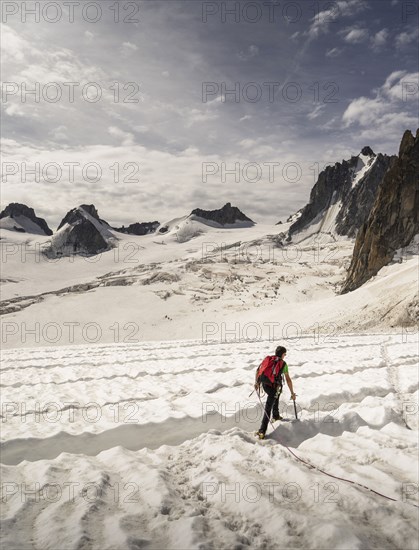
top-left (254, 345), bottom-right (296, 439)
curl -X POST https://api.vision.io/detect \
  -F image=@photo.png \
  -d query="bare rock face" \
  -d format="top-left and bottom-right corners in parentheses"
top-left (114, 221), bottom-right (160, 235)
top-left (190, 203), bottom-right (254, 225)
top-left (0, 203), bottom-right (52, 235)
top-left (288, 149), bottom-right (395, 239)
top-left (341, 129), bottom-right (419, 293)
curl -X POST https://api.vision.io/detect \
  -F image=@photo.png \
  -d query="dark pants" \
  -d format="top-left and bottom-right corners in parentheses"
top-left (259, 383), bottom-right (280, 434)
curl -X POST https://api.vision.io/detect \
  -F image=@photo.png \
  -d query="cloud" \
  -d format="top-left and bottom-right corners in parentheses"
top-left (307, 105), bottom-right (326, 120)
top-left (326, 47), bottom-right (343, 57)
top-left (395, 27), bottom-right (419, 49)
top-left (381, 71), bottom-right (419, 101)
top-left (238, 45), bottom-right (259, 61)
top-left (3, 103), bottom-right (25, 117)
top-left (238, 138), bottom-right (258, 149)
top-left (122, 42), bottom-right (138, 54)
top-left (342, 71), bottom-right (419, 141)
top-left (84, 31), bottom-right (94, 44)
top-left (108, 126), bottom-right (135, 146)
top-left (306, 0), bottom-right (368, 39)
top-left (341, 26), bottom-right (368, 43)
top-left (371, 29), bottom-right (389, 51)
top-left (184, 108), bottom-right (219, 127)
top-left (0, 137), bottom-right (309, 226)
top-left (1, 23), bottom-right (26, 62)
top-left (49, 125), bottom-right (68, 141)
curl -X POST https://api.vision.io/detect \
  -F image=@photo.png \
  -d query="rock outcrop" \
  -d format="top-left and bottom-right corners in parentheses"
top-left (342, 129), bottom-right (419, 293)
top-left (0, 203), bottom-right (52, 235)
top-left (114, 221), bottom-right (160, 235)
top-left (190, 203), bottom-right (254, 225)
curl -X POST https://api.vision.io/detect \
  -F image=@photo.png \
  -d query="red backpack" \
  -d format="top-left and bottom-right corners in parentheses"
top-left (256, 356), bottom-right (285, 386)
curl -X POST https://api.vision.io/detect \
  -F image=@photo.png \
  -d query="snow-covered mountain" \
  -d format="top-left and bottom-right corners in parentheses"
top-left (156, 203), bottom-right (255, 243)
top-left (43, 204), bottom-right (117, 258)
top-left (288, 147), bottom-right (396, 243)
top-left (0, 203), bottom-right (52, 236)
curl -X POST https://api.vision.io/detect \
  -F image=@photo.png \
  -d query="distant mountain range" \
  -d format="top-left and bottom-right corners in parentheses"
top-left (1, 129), bottom-right (417, 292)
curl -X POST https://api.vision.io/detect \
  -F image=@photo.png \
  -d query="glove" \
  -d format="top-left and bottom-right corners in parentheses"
top-left (254, 382), bottom-right (260, 391)
top-left (290, 393), bottom-right (297, 400)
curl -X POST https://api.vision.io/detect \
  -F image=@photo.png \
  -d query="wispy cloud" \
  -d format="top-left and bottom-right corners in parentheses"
top-left (341, 26), bottom-right (368, 44)
top-left (371, 29), bottom-right (389, 51)
top-left (238, 45), bottom-right (259, 61)
top-left (326, 47), bottom-right (343, 58)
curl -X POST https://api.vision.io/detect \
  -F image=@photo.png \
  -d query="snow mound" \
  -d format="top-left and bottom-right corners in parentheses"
top-left (157, 214), bottom-right (254, 243)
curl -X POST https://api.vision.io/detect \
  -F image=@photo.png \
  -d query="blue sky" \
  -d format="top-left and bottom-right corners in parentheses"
top-left (1, 0), bottom-right (418, 227)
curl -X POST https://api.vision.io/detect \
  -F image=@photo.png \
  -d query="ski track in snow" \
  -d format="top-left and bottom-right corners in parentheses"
top-left (1, 333), bottom-right (418, 550)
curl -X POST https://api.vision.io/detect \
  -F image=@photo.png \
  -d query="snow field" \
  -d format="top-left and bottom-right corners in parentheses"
top-left (1, 333), bottom-right (418, 549)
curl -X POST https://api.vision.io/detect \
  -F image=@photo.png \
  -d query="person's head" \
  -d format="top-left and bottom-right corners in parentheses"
top-left (275, 345), bottom-right (287, 359)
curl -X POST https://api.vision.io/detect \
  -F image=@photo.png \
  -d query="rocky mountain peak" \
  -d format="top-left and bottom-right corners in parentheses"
top-left (190, 203), bottom-right (254, 225)
top-left (288, 147), bottom-right (395, 240)
top-left (399, 129), bottom-right (415, 155)
top-left (57, 204), bottom-right (105, 231)
top-left (360, 146), bottom-right (375, 157)
top-left (0, 203), bottom-right (52, 235)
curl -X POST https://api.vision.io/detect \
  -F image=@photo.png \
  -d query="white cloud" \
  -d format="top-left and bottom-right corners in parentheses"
top-left (108, 126), bottom-right (135, 146)
top-left (0, 137), bottom-right (308, 226)
top-left (342, 72), bottom-right (419, 141)
top-left (307, 0), bottom-right (368, 39)
top-left (122, 42), bottom-right (138, 53)
top-left (238, 138), bottom-right (258, 149)
top-left (3, 103), bottom-right (25, 117)
top-left (1, 24), bottom-right (26, 62)
top-left (381, 71), bottom-right (419, 101)
top-left (239, 115), bottom-right (252, 122)
top-left (307, 105), bottom-right (326, 120)
top-left (395, 27), bottom-right (419, 49)
top-left (341, 27), bottom-right (368, 44)
top-left (371, 29), bottom-right (388, 51)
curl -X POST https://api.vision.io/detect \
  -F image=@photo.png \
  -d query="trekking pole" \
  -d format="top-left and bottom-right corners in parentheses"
top-left (293, 398), bottom-right (298, 420)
